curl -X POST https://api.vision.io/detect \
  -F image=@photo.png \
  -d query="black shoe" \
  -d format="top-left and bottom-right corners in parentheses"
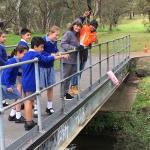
top-left (3, 102), bottom-right (9, 107)
top-left (15, 116), bottom-right (25, 123)
top-left (46, 108), bottom-right (55, 115)
top-left (24, 121), bottom-right (37, 131)
top-left (64, 93), bottom-right (74, 100)
top-left (8, 115), bottom-right (16, 121)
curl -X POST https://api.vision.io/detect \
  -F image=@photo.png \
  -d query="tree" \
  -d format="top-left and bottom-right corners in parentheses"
top-left (101, 0), bottom-right (129, 31)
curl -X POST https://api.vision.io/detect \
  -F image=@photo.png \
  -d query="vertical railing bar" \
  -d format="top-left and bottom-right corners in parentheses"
top-left (122, 37), bottom-right (125, 62)
top-left (60, 59), bottom-right (65, 114)
top-left (99, 44), bottom-right (102, 81)
top-left (106, 42), bottom-right (109, 71)
top-left (125, 36), bottom-right (128, 59)
top-left (113, 40), bottom-right (116, 68)
top-left (77, 51), bottom-right (80, 100)
top-left (118, 39), bottom-right (120, 65)
top-left (89, 48), bottom-right (92, 88)
top-left (128, 35), bottom-right (131, 57)
top-left (0, 70), bottom-right (5, 150)
top-left (34, 60), bottom-right (43, 132)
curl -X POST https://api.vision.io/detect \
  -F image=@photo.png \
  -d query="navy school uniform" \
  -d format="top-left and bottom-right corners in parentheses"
top-left (17, 39), bottom-right (29, 50)
top-left (0, 44), bottom-right (7, 66)
top-left (39, 36), bottom-right (59, 88)
top-left (17, 39), bottom-right (29, 83)
top-left (1, 56), bottom-right (21, 100)
top-left (21, 49), bottom-right (55, 93)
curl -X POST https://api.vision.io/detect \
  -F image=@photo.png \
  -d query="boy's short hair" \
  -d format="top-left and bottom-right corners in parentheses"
top-left (90, 20), bottom-right (98, 29)
top-left (31, 37), bottom-right (45, 48)
top-left (20, 28), bottom-right (31, 35)
top-left (49, 26), bottom-right (60, 34)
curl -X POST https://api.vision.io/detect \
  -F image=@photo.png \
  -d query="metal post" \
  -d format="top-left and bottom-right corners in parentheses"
top-left (77, 51), bottom-right (80, 100)
top-left (118, 39), bottom-right (120, 65)
top-left (106, 42), bottom-right (109, 71)
top-left (99, 44), bottom-right (102, 81)
top-left (122, 37), bottom-right (125, 62)
top-left (89, 48), bottom-right (92, 88)
top-left (128, 35), bottom-right (131, 58)
top-left (112, 40), bottom-right (116, 68)
top-left (0, 70), bottom-right (5, 150)
top-left (60, 59), bottom-right (65, 114)
top-left (34, 60), bottom-right (43, 132)
top-left (125, 36), bottom-right (128, 59)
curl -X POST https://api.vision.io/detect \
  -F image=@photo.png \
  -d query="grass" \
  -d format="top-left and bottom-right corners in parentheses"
top-left (95, 16), bottom-right (150, 52)
top-left (4, 16), bottom-right (150, 54)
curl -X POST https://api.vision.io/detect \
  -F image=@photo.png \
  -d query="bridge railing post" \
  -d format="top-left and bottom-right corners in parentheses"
top-left (60, 59), bottom-right (66, 114)
top-left (34, 60), bottom-right (43, 132)
top-left (118, 39), bottom-right (120, 65)
top-left (125, 36), bottom-right (128, 59)
top-left (112, 40), bottom-right (116, 68)
top-left (0, 69), bottom-right (5, 150)
top-left (89, 47), bottom-right (93, 88)
top-left (98, 44), bottom-right (102, 81)
top-left (77, 50), bottom-right (81, 100)
top-left (128, 35), bottom-right (131, 57)
top-left (106, 42), bottom-right (109, 71)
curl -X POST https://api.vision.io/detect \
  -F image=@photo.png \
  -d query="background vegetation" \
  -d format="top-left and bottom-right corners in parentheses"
top-left (84, 77), bottom-right (150, 150)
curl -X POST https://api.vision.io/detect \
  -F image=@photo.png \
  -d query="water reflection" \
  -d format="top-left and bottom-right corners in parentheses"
top-left (66, 134), bottom-right (115, 150)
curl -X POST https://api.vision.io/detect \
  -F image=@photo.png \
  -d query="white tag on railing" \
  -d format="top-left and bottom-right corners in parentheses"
top-left (107, 70), bottom-right (120, 86)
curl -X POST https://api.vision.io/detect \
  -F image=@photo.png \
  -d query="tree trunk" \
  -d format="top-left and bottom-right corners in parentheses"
top-left (98, 0), bottom-right (102, 23)
top-left (109, 23), bottom-right (112, 31)
top-left (129, 12), bottom-right (132, 19)
top-left (14, 0), bottom-right (21, 35)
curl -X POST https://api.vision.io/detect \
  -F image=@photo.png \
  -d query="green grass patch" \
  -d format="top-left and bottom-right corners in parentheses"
top-left (4, 17), bottom-right (150, 54)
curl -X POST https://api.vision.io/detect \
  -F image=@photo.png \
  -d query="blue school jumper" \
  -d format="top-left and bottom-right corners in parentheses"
top-left (18, 39), bottom-right (29, 50)
top-left (39, 36), bottom-right (59, 88)
top-left (40, 35), bottom-right (58, 67)
top-left (0, 44), bottom-right (7, 66)
top-left (1, 56), bottom-right (20, 99)
top-left (22, 49), bottom-right (55, 92)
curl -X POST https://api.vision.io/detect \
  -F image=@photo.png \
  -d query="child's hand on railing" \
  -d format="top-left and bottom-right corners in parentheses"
top-left (7, 87), bottom-right (13, 93)
top-left (53, 53), bottom-right (69, 60)
top-left (61, 54), bottom-right (69, 60)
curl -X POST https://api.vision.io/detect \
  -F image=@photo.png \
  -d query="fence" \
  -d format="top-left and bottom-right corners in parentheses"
top-left (0, 35), bottom-right (130, 150)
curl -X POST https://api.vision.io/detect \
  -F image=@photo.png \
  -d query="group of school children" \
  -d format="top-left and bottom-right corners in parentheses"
top-left (0, 10), bottom-right (98, 131)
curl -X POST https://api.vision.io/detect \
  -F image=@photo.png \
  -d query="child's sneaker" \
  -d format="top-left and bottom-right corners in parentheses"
top-left (24, 121), bottom-right (37, 131)
top-left (8, 115), bottom-right (16, 121)
top-left (64, 93), bottom-right (74, 101)
top-left (46, 108), bottom-right (55, 115)
top-left (3, 101), bottom-right (9, 107)
top-left (15, 116), bottom-right (25, 123)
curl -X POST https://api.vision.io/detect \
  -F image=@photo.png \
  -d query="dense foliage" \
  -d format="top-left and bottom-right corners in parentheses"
top-left (85, 77), bottom-right (150, 150)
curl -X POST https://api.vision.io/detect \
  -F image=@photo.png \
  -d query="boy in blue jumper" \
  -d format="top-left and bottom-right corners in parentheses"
top-left (0, 30), bottom-right (9, 107)
top-left (0, 30), bottom-right (7, 65)
top-left (22, 37), bottom-right (64, 130)
top-left (1, 46), bottom-right (27, 123)
top-left (39, 26), bottom-right (60, 116)
top-left (17, 28), bottom-right (31, 50)
top-left (17, 28), bottom-right (31, 105)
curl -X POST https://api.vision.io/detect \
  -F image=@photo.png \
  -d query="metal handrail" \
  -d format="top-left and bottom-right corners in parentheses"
top-left (0, 35), bottom-right (130, 150)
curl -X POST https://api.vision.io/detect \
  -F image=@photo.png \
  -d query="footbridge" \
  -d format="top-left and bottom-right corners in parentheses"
top-left (0, 35), bottom-right (130, 150)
